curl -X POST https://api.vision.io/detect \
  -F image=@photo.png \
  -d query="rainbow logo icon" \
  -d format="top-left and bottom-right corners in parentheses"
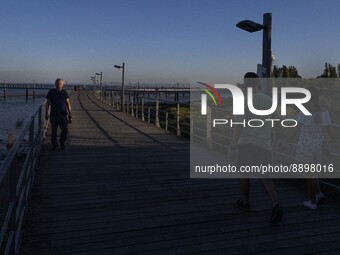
top-left (198, 82), bottom-right (223, 115)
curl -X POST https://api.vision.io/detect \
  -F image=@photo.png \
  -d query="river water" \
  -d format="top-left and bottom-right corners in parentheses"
top-left (0, 86), bottom-right (190, 164)
top-left (0, 89), bottom-right (48, 163)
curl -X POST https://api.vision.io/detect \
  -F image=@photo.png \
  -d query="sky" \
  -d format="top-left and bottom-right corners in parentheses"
top-left (0, 0), bottom-right (340, 84)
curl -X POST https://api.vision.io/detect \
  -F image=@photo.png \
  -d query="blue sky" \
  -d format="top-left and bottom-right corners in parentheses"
top-left (0, 0), bottom-right (339, 84)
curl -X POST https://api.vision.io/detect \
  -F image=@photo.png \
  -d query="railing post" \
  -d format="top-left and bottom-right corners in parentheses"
top-left (126, 92), bottom-right (130, 114)
top-left (135, 96), bottom-right (139, 119)
top-left (165, 112), bottom-right (168, 131)
top-left (148, 107), bottom-right (151, 123)
top-left (176, 103), bottom-right (181, 136)
top-left (26, 86), bottom-right (28, 102)
top-left (141, 98), bottom-right (145, 121)
top-left (130, 93), bottom-right (134, 117)
top-left (38, 107), bottom-right (42, 142)
top-left (114, 92), bottom-right (116, 108)
top-left (155, 96), bottom-right (160, 127)
top-left (207, 106), bottom-right (212, 149)
top-left (190, 118), bottom-right (194, 140)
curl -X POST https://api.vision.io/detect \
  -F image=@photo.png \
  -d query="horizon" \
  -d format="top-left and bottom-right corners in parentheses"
top-left (1, 0), bottom-right (340, 84)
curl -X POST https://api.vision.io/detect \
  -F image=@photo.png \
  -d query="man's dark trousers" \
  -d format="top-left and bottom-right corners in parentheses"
top-left (50, 113), bottom-right (68, 147)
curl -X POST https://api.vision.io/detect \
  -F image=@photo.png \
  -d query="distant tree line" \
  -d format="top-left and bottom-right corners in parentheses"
top-left (271, 62), bottom-right (340, 78)
top-left (317, 62), bottom-right (340, 78)
top-left (272, 65), bottom-right (301, 78)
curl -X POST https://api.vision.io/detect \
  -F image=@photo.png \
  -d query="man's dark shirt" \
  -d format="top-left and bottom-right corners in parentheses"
top-left (46, 88), bottom-right (69, 116)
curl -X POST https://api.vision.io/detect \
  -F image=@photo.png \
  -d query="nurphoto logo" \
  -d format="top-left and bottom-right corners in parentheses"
top-left (199, 82), bottom-right (312, 128)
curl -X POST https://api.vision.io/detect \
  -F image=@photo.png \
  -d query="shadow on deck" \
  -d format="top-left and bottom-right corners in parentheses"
top-left (22, 92), bottom-right (340, 255)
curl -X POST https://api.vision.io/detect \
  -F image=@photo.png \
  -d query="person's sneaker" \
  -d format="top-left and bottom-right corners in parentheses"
top-left (316, 192), bottom-right (325, 205)
top-left (60, 143), bottom-right (65, 151)
top-left (303, 200), bottom-right (317, 210)
top-left (235, 200), bottom-right (251, 212)
top-left (270, 204), bottom-right (283, 224)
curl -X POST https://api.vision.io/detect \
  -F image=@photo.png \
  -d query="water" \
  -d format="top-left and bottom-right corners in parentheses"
top-left (0, 89), bottom-right (48, 162)
top-left (0, 87), bottom-right (190, 163)
top-left (108, 91), bottom-right (191, 105)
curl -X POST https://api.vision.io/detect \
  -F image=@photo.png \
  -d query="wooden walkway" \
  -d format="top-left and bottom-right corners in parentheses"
top-left (22, 92), bottom-right (340, 255)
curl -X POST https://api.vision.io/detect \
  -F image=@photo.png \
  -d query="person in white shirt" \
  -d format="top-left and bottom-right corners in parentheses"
top-left (292, 87), bottom-right (338, 209)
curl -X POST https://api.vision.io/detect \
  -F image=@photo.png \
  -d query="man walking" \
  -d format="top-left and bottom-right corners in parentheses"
top-left (45, 78), bottom-right (72, 150)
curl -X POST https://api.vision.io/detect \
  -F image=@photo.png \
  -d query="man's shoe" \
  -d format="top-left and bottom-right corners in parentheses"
top-left (235, 200), bottom-right (251, 212)
top-left (303, 200), bottom-right (317, 210)
top-left (270, 204), bottom-right (283, 224)
top-left (316, 192), bottom-right (325, 205)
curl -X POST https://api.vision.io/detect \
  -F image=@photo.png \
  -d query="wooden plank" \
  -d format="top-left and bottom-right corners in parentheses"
top-left (21, 91), bottom-right (340, 255)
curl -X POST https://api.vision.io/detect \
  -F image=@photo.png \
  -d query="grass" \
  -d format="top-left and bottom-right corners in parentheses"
top-left (160, 104), bottom-right (190, 139)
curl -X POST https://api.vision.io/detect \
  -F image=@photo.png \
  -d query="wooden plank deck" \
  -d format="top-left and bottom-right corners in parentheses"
top-left (22, 91), bottom-right (340, 255)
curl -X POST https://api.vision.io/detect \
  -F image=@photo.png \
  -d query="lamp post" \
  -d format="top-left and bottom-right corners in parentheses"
top-left (114, 63), bottom-right (125, 112)
top-left (90, 76), bottom-right (96, 90)
top-left (96, 72), bottom-right (102, 92)
top-left (236, 13), bottom-right (272, 94)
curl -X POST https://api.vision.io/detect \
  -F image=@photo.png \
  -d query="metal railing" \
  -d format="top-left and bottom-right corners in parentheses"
top-left (95, 89), bottom-right (340, 189)
top-left (0, 103), bottom-right (48, 255)
top-left (191, 105), bottom-right (340, 188)
top-left (95, 90), bottom-right (190, 138)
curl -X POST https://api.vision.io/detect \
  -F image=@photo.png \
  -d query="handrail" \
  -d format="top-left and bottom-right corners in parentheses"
top-left (96, 89), bottom-right (340, 190)
top-left (96, 90), bottom-right (189, 138)
top-left (0, 102), bottom-right (48, 255)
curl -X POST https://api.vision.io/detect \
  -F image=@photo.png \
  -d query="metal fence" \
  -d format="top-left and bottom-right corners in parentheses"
top-left (0, 103), bottom-right (48, 255)
top-left (95, 89), bottom-right (340, 189)
top-left (96, 90), bottom-right (190, 138)
top-left (191, 105), bottom-right (340, 188)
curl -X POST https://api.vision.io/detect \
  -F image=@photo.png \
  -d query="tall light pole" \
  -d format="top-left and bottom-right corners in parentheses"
top-left (90, 76), bottom-right (97, 91)
top-left (114, 63), bottom-right (125, 112)
top-left (96, 72), bottom-right (102, 92)
top-left (90, 76), bottom-right (96, 87)
top-left (236, 12), bottom-right (272, 94)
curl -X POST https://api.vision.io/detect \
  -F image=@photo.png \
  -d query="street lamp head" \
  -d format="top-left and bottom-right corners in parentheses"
top-left (96, 73), bottom-right (101, 75)
top-left (114, 65), bottom-right (122, 69)
top-left (236, 20), bottom-right (264, 33)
